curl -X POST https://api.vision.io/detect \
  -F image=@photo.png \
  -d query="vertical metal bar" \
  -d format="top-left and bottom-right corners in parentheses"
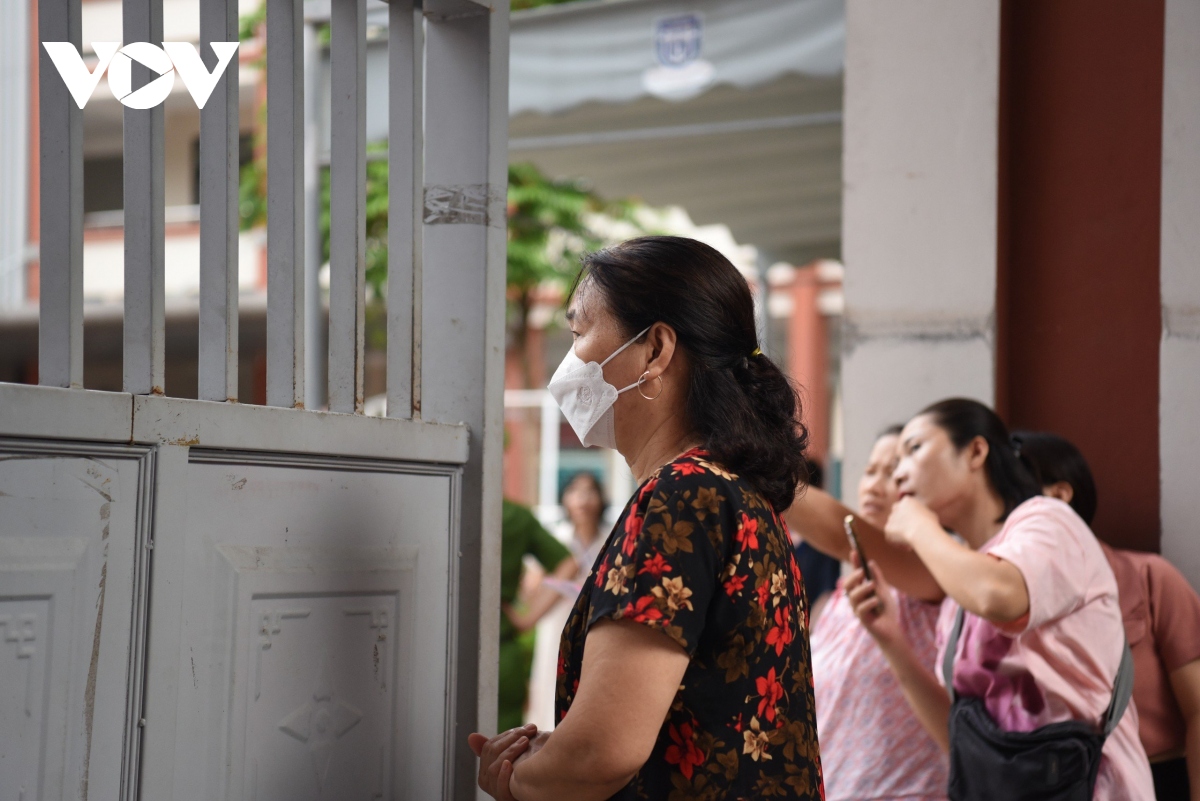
top-left (303, 21), bottom-right (327, 410)
top-left (198, 0), bottom-right (240, 402)
top-left (266, 0), bottom-right (305, 407)
top-left (479, 0), bottom-right (513, 765)
top-left (123, 0), bottom-right (167, 395)
top-left (37, 0), bottom-right (84, 388)
top-left (386, 0), bottom-right (421, 419)
top-left (423, 4), bottom-right (509, 795)
top-left (327, 0), bottom-right (367, 414)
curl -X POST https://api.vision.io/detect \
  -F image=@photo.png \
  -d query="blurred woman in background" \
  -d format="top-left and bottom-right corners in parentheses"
top-left (560, 471), bottom-right (607, 575)
top-left (526, 472), bottom-right (609, 731)
top-left (1016, 430), bottom-right (1200, 800)
top-left (786, 426), bottom-right (949, 801)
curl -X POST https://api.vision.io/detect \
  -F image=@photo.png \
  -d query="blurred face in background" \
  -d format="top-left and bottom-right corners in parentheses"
top-left (563, 474), bottom-right (604, 530)
top-left (857, 433), bottom-right (901, 529)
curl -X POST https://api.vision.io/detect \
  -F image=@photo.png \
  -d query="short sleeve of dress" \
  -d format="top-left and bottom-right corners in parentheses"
top-left (986, 499), bottom-right (1093, 633)
top-left (586, 468), bottom-right (725, 655)
top-left (1148, 555), bottom-right (1200, 672)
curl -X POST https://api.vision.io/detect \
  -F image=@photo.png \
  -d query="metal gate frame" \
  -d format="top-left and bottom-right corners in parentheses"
top-left (4, 0), bottom-right (509, 796)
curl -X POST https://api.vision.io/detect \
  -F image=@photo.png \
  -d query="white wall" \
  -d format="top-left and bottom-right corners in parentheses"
top-left (1160, 0), bottom-right (1200, 588)
top-left (840, 0), bottom-right (1000, 494)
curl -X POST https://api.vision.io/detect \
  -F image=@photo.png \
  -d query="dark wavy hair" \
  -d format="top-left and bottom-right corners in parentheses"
top-left (573, 236), bottom-right (808, 511)
top-left (1011, 430), bottom-right (1098, 525)
top-left (919, 398), bottom-right (1041, 522)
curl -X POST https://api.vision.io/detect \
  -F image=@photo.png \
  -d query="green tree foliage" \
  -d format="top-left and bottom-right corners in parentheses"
top-left (506, 162), bottom-right (638, 344)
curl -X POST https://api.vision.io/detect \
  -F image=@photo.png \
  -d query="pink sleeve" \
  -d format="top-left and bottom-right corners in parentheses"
top-left (985, 502), bottom-right (1092, 633)
top-left (1148, 555), bottom-right (1200, 672)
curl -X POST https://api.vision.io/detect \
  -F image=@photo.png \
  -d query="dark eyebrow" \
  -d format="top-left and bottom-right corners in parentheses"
top-left (565, 308), bottom-right (576, 322)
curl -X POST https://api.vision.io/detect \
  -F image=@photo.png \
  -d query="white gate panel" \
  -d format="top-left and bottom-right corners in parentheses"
top-left (0, 440), bottom-right (153, 801)
top-left (154, 450), bottom-right (459, 801)
top-left (15, 0), bottom-right (508, 796)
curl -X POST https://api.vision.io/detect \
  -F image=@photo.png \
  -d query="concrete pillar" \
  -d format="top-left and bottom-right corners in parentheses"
top-left (840, 0), bottom-right (1001, 495)
top-left (1160, 0), bottom-right (1200, 586)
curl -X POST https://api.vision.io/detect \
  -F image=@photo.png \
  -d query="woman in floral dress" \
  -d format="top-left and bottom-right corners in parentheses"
top-left (469, 236), bottom-right (824, 801)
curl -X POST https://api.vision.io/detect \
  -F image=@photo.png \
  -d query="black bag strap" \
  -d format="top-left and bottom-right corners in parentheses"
top-left (1103, 636), bottom-right (1135, 737)
top-left (941, 605), bottom-right (1133, 738)
top-left (941, 605), bottom-right (966, 705)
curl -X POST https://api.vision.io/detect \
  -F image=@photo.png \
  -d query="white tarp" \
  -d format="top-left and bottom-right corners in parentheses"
top-left (309, 0), bottom-right (846, 264)
top-left (510, 0), bottom-right (844, 115)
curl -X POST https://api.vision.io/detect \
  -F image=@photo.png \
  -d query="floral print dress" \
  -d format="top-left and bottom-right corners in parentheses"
top-left (555, 448), bottom-right (824, 801)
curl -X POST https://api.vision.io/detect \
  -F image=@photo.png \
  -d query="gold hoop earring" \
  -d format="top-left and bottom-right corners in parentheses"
top-left (637, 371), bottom-right (664, 401)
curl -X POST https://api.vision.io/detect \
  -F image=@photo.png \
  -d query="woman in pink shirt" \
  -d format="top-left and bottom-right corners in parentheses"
top-left (845, 399), bottom-right (1154, 800)
top-left (786, 428), bottom-right (949, 801)
top-left (1016, 430), bottom-right (1200, 800)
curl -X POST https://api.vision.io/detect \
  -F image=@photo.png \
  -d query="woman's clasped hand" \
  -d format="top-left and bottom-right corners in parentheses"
top-left (467, 724), bottom-right (548, 801)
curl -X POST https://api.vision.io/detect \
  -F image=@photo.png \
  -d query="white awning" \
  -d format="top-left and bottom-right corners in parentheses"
top-left (510, 0), bottom-right (844, 115)
top-left (311, 0), bottom-right (846, 265)
top-left (508, 0), bottom-right (845, 265)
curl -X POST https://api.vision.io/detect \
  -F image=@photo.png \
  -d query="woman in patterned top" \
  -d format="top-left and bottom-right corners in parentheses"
top-left (469, 236), bottom-right (823, 800)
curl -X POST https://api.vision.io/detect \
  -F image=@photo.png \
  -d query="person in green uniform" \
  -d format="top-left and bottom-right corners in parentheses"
top-left (499, 498), bottom-right (577, 731)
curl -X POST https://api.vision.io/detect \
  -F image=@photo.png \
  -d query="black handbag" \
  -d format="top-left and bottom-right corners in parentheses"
top-left (942, 607), bottom-right (1133, 801)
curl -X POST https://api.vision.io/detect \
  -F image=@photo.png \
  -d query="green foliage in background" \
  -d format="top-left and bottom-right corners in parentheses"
top-left (318, 147), bottom-right (392, 304)
top-left (237, 6), bottom-right (267, 232)
top-left (506, 162), bottom-right (639, 335)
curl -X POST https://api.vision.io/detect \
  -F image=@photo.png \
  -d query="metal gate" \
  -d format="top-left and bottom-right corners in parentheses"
top-left (1, 0), bottom-right (508, 798)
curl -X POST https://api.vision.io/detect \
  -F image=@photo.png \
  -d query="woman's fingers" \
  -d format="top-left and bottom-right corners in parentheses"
top-left (846, 576), bottom-right (876, 606)
top-left (488, 736), bottom-right (530, 779)
top-left (496, 760), bottom-right (517, 801)
top-left (474, 724), bottom-right (537, 795)
top-left (481, 725), bottom-right (536, 763)
top-left (482, 737), bottom-right (530, 798)
top-left (843, 565), bottom-right (865, 593)
top-left (851, 594), bottom-right (881, 620)
top-left (846, 573), bottom-right (885, 622)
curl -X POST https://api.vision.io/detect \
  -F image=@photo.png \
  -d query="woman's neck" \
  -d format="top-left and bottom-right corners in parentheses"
top-left (574, 520), bottom-right (599, 546)
top-left (947, 489), bottom-right (1008, 550)
top-left (625, 412), bottom-right (701, 485)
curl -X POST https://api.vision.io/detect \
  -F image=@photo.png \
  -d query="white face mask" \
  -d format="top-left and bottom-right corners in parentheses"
top-left (547, 326), bottom-right (651, 450)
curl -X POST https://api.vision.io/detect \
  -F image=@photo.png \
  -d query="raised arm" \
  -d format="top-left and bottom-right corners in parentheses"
top-left (886, 497), bottom-right (1028, 624)
top-left (784, 485), bottom-right (944, 602)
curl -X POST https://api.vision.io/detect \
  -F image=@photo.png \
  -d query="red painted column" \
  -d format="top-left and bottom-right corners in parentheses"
top-left (997, 0), bottom-right (1164, 550)
top-left (788, 263), bottom-right (830, 466)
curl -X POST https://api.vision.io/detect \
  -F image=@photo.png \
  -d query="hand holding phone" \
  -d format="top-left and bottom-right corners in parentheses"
top-left (844, 514), bottom-right (873, 582)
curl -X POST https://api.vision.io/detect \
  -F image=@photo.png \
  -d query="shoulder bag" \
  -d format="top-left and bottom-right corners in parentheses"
top-left (942, 606), bottom-right (1133, 801)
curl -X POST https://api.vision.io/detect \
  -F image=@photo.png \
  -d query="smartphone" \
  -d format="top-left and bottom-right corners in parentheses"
top-left (844, 514), bottom-right (873, 582)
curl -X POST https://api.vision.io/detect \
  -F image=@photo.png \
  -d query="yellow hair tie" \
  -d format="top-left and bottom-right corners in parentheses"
top-left (750, 348), bottom-right (763, 357)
